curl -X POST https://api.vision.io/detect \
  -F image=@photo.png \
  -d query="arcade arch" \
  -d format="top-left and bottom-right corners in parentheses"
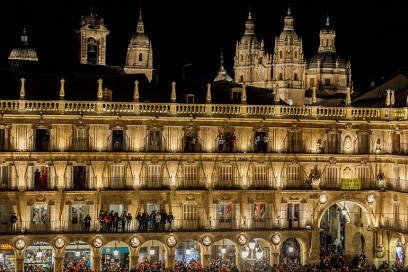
top-left (24, 241), bottom-right (53, 271)
top-left (175, 239), bottom-right (202, 268)
top-left (63, 240), bottom-right (92, 271)
top-left (211, 239), bottom-right (238, 269)
top-left (101, 240), bottom-right (130, 271)
top-left (138, 239), bottom-right (167, 268)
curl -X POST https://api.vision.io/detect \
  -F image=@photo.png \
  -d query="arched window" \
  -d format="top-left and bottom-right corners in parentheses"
top-left (294, 73), bottom-right (298, 81)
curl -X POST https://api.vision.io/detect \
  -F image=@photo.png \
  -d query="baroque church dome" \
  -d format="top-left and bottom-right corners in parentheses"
top-left (8, 27), bottom-right (39, 62)
top-left (309, 52), bottom-right (346, 69)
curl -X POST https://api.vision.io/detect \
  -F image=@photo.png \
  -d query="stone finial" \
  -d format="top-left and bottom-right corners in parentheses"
top-left (206, 83), bottom-right (212, 103)
top-left (19, 77), bottom-right (25, 99)
top-left (391, 89), bottom-right (395, 106)
top-left (385, 89), bottom-right (391, 107)
top-left (312, 86), bottom-right (317, 105)
top-left (241, 84), bottom-right (247, 104)
top-left (97, 78), bottom-right (103, 100)
top-left (170, 81), bottom-right (176, 102)
top-left (59, 78), bottom-right (65, 99)
top-left (133, 80), bottom-right (139, 102)
top-left (345, 86), bottom-right (351, 106)
top-left (274, 85), bottom-right (280, 104)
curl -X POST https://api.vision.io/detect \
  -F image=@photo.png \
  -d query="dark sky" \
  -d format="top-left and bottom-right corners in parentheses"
top-left (1, 0), bottom-right (407, 92)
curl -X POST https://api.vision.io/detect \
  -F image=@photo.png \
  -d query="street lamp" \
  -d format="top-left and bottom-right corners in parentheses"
top-left (255, 247), bottom-right (263, 259)
top-left (113, 240), bottom-right (119, 256)
top-left (149, 239), bottom-right (155, 255)
top-left (75, 241), bottom-right (81, 257)
top-left (36, 243), bottom-right (43, 258)
top-left (241, 246), bottom-right (249, 258)
top-left (342, 201), bottom-right (347, 216)
top-left (288, 238), bottom-right (294, 253)
top-left (221, 239), bottom-right (227, 254)
top-left (248, 239), bottom-right (256, 250)
top-left (186, 240), bottom-right (191, 255)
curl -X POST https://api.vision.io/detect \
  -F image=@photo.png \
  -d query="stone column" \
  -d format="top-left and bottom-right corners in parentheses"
top-left (129, 254), bottom-right (139, 270)
top-left (53, 256), bottom-right (64, 272)
top-left (201, 253), bottom-right (211, 270)
top-left (15, 256), bottom-right (24, 272)
top-left (92, 255), bottom-right (102, 271)
top-left (271, 250), bottom-right (280, 265)
top-left (166, 253), bottom-right (175, 270)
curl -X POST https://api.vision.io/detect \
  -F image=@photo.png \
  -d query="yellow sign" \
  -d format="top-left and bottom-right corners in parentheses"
top-left (0, 244), bottom-right (13, 250)
top-left (340, 178), bottom-right (361, 190)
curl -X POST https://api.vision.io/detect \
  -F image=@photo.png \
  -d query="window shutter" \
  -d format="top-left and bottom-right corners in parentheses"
top-left (65, 165), bottom-right (73, 189)
top-left (299, 203), bottom-right (306, 227)
top-left (48, 165), bottom-right (55, 189)
top-left (27, 165), bottom-right (34, 190)
top-left (86, 205), bottom-right (95, 231)
top-left (50, 205), bottom-right (55, 229)
top-left (280, 203), bottom-right (287, 228)
top-left (64, 204), bottom-right (71, 231)
top-left (233, 203), bottom-right (240, 229)
top-left (247, 204), bottom-right (253, 229)
top-left (267, 203), bottom-right (273, 228)
top-left (212, 204), bottom-right (219, 229)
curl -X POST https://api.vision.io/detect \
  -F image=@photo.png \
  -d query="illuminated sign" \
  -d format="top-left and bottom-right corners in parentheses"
top-left (0, 244), bottom-right (13, 250)
top-left (340, 178), bottom-right (361, 190)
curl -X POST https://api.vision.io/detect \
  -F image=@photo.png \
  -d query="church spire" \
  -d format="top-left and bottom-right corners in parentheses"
top-left (244, 6), bottom-right (255, 36)
top-left (283, 6), bottom-right (294, 31)
top-left (136, 5), bottom-right (145, 34)
top-left (318, 13), bottom-right (336, 53)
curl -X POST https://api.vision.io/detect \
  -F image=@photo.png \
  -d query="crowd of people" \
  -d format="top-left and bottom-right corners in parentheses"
top-left (96, 209), bottom-right (175, 233)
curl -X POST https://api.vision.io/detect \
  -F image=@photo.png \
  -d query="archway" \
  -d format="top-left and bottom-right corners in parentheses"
top-left (240, 238), bottom-right (271, 272)
top-left (210, 239), bottom-right (238, 270)
top-left (280, 238), bottom-right (301, 264)
top-left (138, 240), bottom-right (166, 270)
top-left (63, 240), bottom-right (92, 271)
top-left (175, 239), bottom-right (202, 270)
top-left (101, 240), bottom-right (130, 271)
top-left (24, 241), bottom-right (53, 271)
top-left (318, 199), bottom-right (374, 267)
top-left (0, 243), bottom-right (15, 271)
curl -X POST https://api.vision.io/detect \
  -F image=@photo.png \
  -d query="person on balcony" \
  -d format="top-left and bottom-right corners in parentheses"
top-left (11, 212), bottom-right (18, 232)
top-left (167, 212), bottom-right (174, 231)
top-left (84, 214), bottom-right (91, 231)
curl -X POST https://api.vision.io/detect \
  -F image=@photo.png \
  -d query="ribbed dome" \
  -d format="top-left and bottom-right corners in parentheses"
top-left (9, 28), bottom-right (38, 62)
top-left (240, 34), bottom-right (259, 45)
top-left (309, 52), bottom-right (346, 69)
top-left (130, 33), bottom-right (150, 46)
top-left (279, 30), bottom-right (298, 41)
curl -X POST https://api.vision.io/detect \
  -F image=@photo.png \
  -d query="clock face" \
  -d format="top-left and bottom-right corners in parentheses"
top-left (166, 236), bottom-right (177, 247)
top-left (130, 236), bottom-right (141, 248)
top-left (54, 238), bottom-right (65, 249)
top-left (237, 234), bottom-right (247, 246)
top-left (15, 238), bottom-right (26, 250)
top-left (92, 238), bottom-right (103, 248)
top-left (366, 193), bottom-right (375, 203)
top-left (202, 235), bottom-right (212, 246)
top-left (271, 234), bottom-right (281, 245)
top-left (319, 193), bottom-right (328, 204)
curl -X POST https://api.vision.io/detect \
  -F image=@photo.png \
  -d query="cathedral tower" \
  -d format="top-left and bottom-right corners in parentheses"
top-left (272, 7), bottom-right (306, 105)
top-left (233, 7), bottom-right (272, 88)
top-left (305, 15), bottom-right (352, 106)
top-left (124, 6), bottom-right (154, 82)
top-left (76, 12), bottom-right (110, 65)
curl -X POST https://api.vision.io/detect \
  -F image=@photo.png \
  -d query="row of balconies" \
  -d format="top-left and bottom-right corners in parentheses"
top-left (1, 177), bottom-right (394, 191)
top-left (0, 129), bottom-right (405, 155)
top-left (0, 217), bottom-right (294, 234)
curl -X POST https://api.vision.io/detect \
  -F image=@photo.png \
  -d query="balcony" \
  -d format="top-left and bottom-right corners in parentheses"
top-left (175, 177), bottom-right (207, 189)
top-left (213, 177), bottom-right (243, 189)
top-left (247, 177), bottom-right (277, 189)
top-left (139, 177), bottom-right (171, 189)
top-left (64, 176), bottom-right (96, 191)
top-left (102, 176), bottom-right (134, 190)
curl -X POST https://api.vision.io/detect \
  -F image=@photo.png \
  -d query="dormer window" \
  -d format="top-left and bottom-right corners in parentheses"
top-left (187, 94), bottom-right (195, 104)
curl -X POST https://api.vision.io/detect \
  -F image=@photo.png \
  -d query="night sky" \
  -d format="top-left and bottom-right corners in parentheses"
top-left (1, 0), bottom-right (407, 92)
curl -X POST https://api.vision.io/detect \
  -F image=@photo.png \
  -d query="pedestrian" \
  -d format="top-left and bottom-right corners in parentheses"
top-left (10, 212), bottom-right (18, 232)
top-left (84, 214), bottom-right (91, 231)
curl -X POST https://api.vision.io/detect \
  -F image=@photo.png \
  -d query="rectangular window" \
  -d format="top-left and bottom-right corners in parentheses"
top-left (35, 129), bottom-right (50, 152)
top-left (287, 130), bottom-right (303, 153)
top-left (324, 166), bottom-right (340, 189)
top-left (73, 166), bottom-right (87, 190)
top-left (33, 204), bottom-right (48, 224)
top-left (253, 165), bottom-right (267, 188)
top-left (254, 203), bottom-right (266, 221)
top-left (0, 204), bottom-right (7, 224)
top-left (183, 165), bottom-right (198, 188)
top-left (219, 165), bottom-right (233, 188)
top-left (324, 78), bottom-right (331, 86)
top-left (357, 133), bottom-right (370, 154)
top-left (182, 202), bottom-right (197, 230)
top-left (148, 130), bottom-right (161, 151)
top-left (0, 129), bottom-right (5, 151)
top-left (218, 203), bottom-right (232, 223)
top-left (310, 78), bottom-right (315, 87)
top-left (356, 166), bottom-right (370, 189)
top-left (112, 130), bottom-right (124, 151)
top-left (0, 165), bottom-right (8, 189)
top-left (71, 204), bottom-right (86, 224)
top-left (110, 165), bottom-right (124, 189)
top-left (287, 203), bottom-right (299, 228)
top-left (232, 90), bottom-right (242, 101)
top-left (287, 165), bottom-right (301, 188)
top-left (73, 127), bottom-right (88, 151)
top-left (392, 133), bottom-right (401, 154)
top-left (147, 165), bottom-right (161, 188)
top-left (327, 133), bottom-right (341, 154)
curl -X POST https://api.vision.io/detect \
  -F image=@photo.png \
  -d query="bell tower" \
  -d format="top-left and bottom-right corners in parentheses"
top-left (76, 12), bottom-right (110, 65)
